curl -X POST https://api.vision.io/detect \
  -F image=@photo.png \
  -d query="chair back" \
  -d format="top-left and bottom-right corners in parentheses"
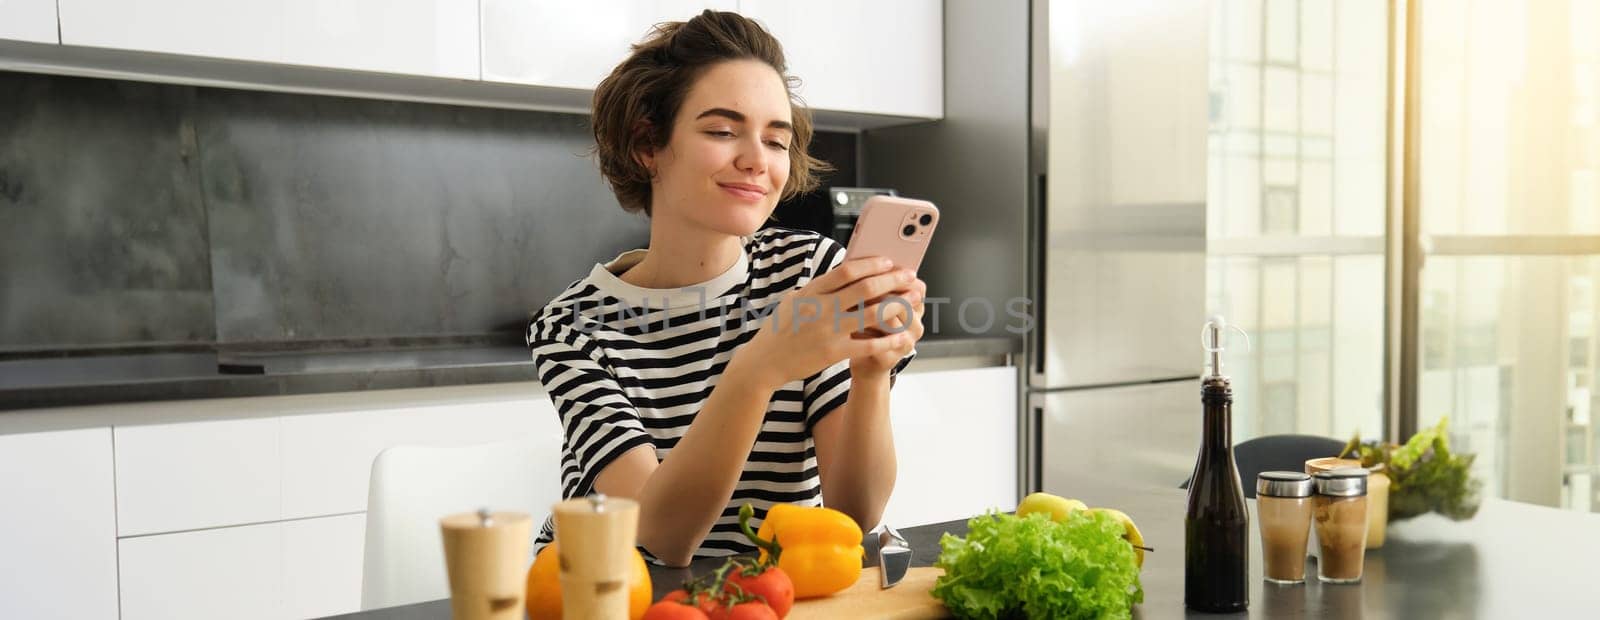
top-left (1181, 434), bottom-right (1347, 497)
top-left (360, 436), bottom-right (561, 610)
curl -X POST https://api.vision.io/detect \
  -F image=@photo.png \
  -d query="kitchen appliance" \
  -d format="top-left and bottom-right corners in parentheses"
top-left (828, 186), bottom-right (898, 246)
top-left (1024, 0), bottom-right (1211, 494)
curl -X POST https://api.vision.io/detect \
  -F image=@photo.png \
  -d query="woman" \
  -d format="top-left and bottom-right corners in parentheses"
top-left (527, 10), bottom-right (925, 566)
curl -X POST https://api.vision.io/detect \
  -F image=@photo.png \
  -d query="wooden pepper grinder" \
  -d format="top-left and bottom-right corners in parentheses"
top-left (551, 494), bottom-right (640, 620)
top-left (439, 508), bottom-right (533, 620)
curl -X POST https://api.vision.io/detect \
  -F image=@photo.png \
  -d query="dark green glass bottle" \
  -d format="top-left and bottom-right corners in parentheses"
top-left (1185, 318), bottom-right (1249, 612)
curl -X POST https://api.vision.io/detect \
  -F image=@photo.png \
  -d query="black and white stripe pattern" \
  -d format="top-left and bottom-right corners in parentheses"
top-left (527, 228), bottom-right (913, 558)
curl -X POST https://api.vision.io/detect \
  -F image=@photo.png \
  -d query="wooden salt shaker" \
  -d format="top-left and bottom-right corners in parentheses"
top-left (551, 494), bottom-right (640, 620)
top-left (439, 509), bottom-right (533, 620)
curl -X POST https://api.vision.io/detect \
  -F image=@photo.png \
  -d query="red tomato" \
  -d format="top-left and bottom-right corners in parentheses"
top-left (641, 600), bottom-right (710, 620)
top-left (710, 601), bottom-right (779, 620)
top-left (724, 567), bottom-right (794, 618)
top-left (663, 589), bottom-right (721, 616)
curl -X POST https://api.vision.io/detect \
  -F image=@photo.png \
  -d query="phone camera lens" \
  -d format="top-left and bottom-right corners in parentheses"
top-left (902, 224), bottom-right (917, 236)
top-left (919, 213), bottom-right (933, 226)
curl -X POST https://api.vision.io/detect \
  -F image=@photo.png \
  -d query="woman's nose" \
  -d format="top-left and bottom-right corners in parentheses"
top-left (733, 136), bottom-right (767, 174)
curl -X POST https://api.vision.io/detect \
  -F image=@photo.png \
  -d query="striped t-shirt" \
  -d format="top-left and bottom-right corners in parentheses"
top-left (526, 227), bottom-right (913, 558)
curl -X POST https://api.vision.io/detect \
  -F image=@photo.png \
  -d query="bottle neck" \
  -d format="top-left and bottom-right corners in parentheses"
top-left (1201, 377), bottom-right (1233, 455)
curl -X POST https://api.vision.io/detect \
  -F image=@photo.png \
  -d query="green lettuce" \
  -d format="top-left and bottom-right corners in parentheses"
top-left (930, 511), bottom-right (1143, 619)
top-left (1341, 416), bottom-right (1482, 521)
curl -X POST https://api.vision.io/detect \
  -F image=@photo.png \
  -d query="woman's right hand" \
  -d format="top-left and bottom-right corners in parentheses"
top-left (732, 256), bottom-right (920, 390)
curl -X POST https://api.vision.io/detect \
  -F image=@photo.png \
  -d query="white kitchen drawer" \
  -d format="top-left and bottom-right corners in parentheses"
top-left (283, 514), bottom-right (367, 619)
top-left (279, 395), bottom-right (556, 519)
top-left (737, 0), bottom-right (944, 119)
top-left (114, 416), bottom-right (283, 537)
top-left (118, 513), bottom-right (365, 620)
top-left (0, 428), bottom-right (119, 620)
top-left (116, 392), bottom-right (557, 534)
top-left (481, 0), bottom-right (736, 89)
top-left (0, 0), bottom-right (59, 43)
top-left (881, 366), bottom-right (1018, 527)
top-left (58, 0), bottom-right (478, 79)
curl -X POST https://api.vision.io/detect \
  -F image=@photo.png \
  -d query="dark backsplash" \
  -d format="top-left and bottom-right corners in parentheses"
top-left (1, 74), bottom-right (216, 351)
top-left (0, 71), bottom-right (856, 354)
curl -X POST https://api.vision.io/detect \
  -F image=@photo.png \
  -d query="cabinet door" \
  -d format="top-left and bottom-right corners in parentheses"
top-left (482, 0), bottom-right (736, 88)
top-left (737, 0), bottom-right (943, 118)
top-left (114, 416), bottom-right (283, 536)
top-left (880, 366), bottom-right (1017, 527)
top-left (0, 428), bottom-right (119, 620)
top-left (115, 391), bottom-right (557, 532)
top-left (279, 391), bottom-right (556, 520)
top-left (58, 0), bottom-right (478, 79)
top-left (279, 0), bottom-right (479, 78)
top-left (282, 514), bottom-right (366, 619)
top-left (59, 0), bottom-right (285, 64)
top-left (118, 514), bottom-right (365, 620)
top-left (119, 523), bottom-right (282, 620)
top-left (0, 0), bottom-right (59, 43)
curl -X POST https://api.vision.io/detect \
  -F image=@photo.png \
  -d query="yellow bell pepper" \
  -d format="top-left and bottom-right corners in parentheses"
top-left (739, 503), bottom-right (864, 599)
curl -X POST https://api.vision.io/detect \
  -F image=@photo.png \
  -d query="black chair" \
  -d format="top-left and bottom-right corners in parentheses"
top-left (1179, 434), bottom-right (1347, 498)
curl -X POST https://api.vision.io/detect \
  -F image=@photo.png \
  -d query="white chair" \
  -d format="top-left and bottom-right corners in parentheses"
top-left (360, 435), bottom-right (563, 610)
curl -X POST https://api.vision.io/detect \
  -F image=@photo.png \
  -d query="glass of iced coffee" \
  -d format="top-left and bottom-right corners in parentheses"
top-left (1312, 467), bottom-right (1369, 583)
top-left (1257, 471), bottom-right (1314, 584)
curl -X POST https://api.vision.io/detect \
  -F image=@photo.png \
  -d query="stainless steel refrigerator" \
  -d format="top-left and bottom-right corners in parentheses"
top-left (1024, 0), bottom-right (1211, 494)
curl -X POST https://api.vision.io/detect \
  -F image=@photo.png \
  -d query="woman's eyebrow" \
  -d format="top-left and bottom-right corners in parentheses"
top-left (694, 107), bottom-right (794, 133)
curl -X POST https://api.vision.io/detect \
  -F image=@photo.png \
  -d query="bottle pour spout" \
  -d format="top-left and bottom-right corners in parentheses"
top-left (1202, 315), bottom-right (1250, 380)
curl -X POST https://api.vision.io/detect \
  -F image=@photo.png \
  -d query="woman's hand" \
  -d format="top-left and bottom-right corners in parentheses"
top-left (849, 275), bottom-right (925, 377)
top-left (733, 256), bottom-right (918, 390)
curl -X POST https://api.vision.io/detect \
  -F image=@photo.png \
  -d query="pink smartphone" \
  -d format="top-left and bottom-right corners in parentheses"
top-left (843, 195), bottom-right (939, 273)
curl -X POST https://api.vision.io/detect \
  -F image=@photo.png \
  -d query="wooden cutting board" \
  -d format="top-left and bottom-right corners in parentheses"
top-left (787, 567), bottom-right (949, 619)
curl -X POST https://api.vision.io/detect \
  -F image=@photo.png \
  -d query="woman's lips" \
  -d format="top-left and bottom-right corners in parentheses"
top-left (719, 183), bottom-right (767, 202)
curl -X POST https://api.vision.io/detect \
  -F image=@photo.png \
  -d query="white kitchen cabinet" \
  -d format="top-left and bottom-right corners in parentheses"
top-left (278, 0), bottom-right (479, 78)
top-left (57, 0), bottom-right (479, 79)
top-left (0, 0), bottom-right (60, 43)
top-left (282, 514), bottom-right (367, 619)
top-left (737, 0), bottom-right (943, 119)
top-left (118, 513), bottom-right (365, 620)
top-left (0, 428), bottom-right (119, 620)
top-left (106, 385), bottom-right (557, 618)
top-left (116, 391), bottom-right (556, 534)
top-left (880, 366), bottom-right (1017, 527)
top-left (278, 396), bottom-right (555, 520)
top-left (115, 416), bottom-right (283, 537)
top-left (119, 522), bottom-right (282, 620)
top-left (481, 0), bottom-right (736, 89)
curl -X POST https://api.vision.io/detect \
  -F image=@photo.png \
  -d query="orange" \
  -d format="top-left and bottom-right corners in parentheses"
top-left (525, 542), bottom-right (653, 620)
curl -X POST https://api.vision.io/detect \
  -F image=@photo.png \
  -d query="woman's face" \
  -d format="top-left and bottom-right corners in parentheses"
top-left (642, 59), bottom-right (794, 236)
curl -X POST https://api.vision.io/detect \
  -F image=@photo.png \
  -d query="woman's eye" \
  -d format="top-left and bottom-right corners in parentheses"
top-left (766, 141), bottom-right (790, 151)
top-left (707, 130), bottom-right (735, 138)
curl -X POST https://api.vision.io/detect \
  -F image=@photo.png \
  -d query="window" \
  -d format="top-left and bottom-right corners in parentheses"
top-left (1209, 0), bottom-right (1600, 513)
top-left (1207, 0), bottom-right (1389, 444)
top-left (1416, 0), bottom-right (1600, 511)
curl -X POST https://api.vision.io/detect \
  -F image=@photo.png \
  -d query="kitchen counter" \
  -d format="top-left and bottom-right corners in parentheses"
top-left (328, 475), bottom-right (1600, 619)
top-left (0, 336), bottom-right (1019, 411)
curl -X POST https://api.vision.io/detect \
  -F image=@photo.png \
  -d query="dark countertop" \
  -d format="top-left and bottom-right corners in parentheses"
top-left (326, 475), bottom-right (1600, 619)
top-left (0, 336), bottom-right (1019, 411)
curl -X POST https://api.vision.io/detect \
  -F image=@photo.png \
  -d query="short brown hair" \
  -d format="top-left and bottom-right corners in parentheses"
top-left (591, 10), bottom-right (831, 216)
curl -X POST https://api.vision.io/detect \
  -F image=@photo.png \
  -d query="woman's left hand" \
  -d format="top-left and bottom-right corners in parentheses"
top-left (849, 276), bottom-right (925, 377)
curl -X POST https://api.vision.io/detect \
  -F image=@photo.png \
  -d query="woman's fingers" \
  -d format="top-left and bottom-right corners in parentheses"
top-left (841, 329), bottom-right (915, 358)
top-left (836, 269), bottom-right (915, 312)
top-left (808, 257), bottom-right (896, 296)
